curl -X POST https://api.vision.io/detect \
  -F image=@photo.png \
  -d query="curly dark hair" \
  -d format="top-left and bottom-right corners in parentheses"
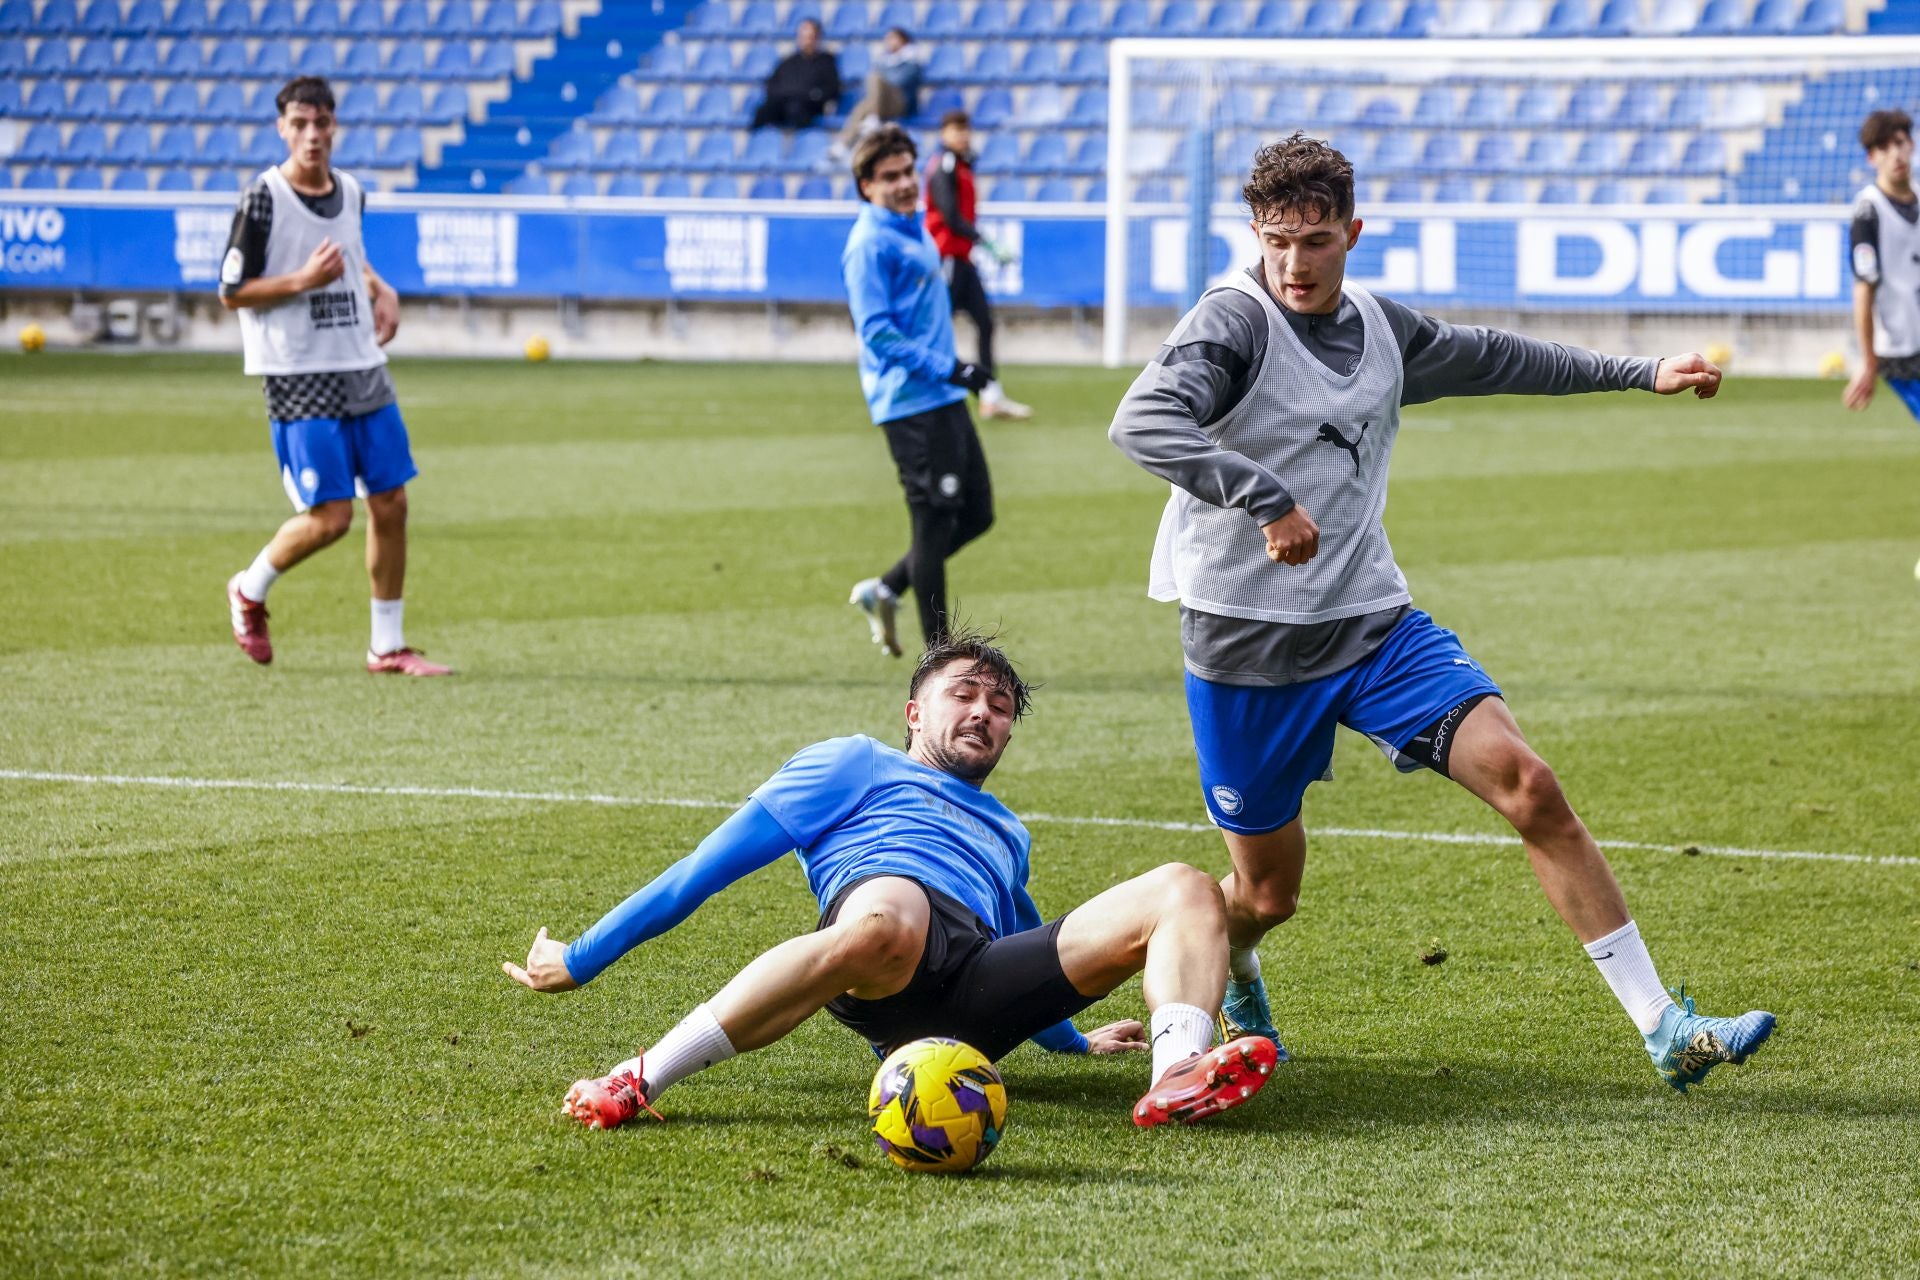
top-left (904, 630), bottom-right (1034, 749)
top-left (1861, 109), bottom-right (1913, 154)
top-left (851, 124), bottom-right (917, 193)
top-left (1242, 131), bottom-right (1355, 225)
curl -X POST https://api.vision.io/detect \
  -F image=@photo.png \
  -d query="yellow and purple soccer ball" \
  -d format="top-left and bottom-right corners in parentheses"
top-left (867, 1037), bottom-right (1007, 1174)
top-left (19, 322), bottom-right (45, 353)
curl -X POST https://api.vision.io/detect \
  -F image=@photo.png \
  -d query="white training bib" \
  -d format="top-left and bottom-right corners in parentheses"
top-left (1856, 182), bottom-right (1920, 360)
top-left (238, 166), bottom-right (387, 377)
top-left (1148, 276), bottom-right (1411, 625)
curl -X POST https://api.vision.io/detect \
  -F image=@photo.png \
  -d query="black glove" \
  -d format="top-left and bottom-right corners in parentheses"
top-left (948, 360), bottom-right (991, 393)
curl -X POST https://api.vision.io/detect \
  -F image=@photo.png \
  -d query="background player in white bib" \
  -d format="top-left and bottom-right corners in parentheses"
top-left (218, 76), bottom-right (449, 677)
top-left (1110, 134), bottom-right (1773, 1093)
top-left (1843, 111), bottom-right (1920, 433)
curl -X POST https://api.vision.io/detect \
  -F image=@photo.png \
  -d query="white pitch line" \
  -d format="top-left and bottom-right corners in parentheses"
top-left (4, 768), bottom-right (1915, 869)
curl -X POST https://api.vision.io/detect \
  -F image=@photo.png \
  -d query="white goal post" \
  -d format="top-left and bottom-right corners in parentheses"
top-left (1101, 35), bottom-right (1920, 370)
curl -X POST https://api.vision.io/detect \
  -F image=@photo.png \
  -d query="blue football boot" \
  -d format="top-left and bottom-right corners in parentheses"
top-left (1217, 975), bottom-right (1289, 1063)
top-left (1644, 986), bottom-right (1775, 1094)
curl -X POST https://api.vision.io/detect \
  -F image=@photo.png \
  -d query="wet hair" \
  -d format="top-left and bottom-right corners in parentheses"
top-left (940, 108), bottom-right (970, 130)
top-left (1242, 131), bottom-right (1355, 226)
top-left (1861, 109), bottom-right (1913, 154)
top-left (851, 124), bottom-right (917, 194)
top-left (904, 630), bottom-right (1034, 749)
top-left (276, 76), bottom-right (335, 117)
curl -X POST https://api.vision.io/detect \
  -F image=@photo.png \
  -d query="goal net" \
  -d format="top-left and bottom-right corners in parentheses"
top-left (1101, 35), bottom-right (1920, 373)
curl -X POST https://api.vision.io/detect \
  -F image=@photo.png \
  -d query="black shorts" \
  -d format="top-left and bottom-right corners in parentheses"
top-left (880, 400), bottom-right (989, 513)
top-left (818, 876), bottom-right (1098, 1062)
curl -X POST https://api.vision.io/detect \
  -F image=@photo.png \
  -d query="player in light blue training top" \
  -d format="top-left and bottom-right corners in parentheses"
top-left (504, 634), bottom-right (1280, 1131)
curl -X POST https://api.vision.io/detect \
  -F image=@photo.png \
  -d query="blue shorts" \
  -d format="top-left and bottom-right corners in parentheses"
top-left (1186, 609), bottom-right (1504, 835)
top-left (271, 403), bottom-right (417, 512)
top-left (1886, 377), bottom-right (1920, 422)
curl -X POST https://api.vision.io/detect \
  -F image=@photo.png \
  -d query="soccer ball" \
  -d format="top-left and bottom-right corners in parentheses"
top-left (19, 323), bottom-right (45, 353)
top-left (867, 1037), bottom-right (1007, 1174)
top-left (524, 334), bottom-right (550, 361)
top-left (1819, 350), bottom-right (1848, 379)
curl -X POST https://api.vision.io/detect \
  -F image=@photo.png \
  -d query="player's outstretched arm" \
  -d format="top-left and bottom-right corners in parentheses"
top-left (1651, 352), bottom-right (1723, 399)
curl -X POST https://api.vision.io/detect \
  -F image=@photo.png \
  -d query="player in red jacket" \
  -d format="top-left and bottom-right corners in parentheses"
top-left (925, 110), bottom-right (1034, 421)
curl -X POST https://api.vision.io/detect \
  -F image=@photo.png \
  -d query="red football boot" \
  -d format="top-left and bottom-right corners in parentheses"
top-left (226, 575), bottom-right (272, 665)
top-left (562, 1063), bottom-right (664, 1130)
top-left (366, 647), bottom-right (452, 676)
top-left (1133, 1035), bottom-right (1280, 1128)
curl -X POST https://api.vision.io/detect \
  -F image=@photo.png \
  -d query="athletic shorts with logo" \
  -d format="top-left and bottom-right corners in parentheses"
top-left (881, 400), bottom-right (990, 511)
top-left (819, 875), bottom-right (1097, 1061)
top-left (271, 402), bottom-right (418, 512)
top-left (1887, 376), bottom-right (1920, 421)
top-left (1187, 608), bottom-right (1503, 834)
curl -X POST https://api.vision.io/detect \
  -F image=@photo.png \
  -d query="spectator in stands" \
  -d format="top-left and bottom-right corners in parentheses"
top-left (831, 27), bottom-right (925, 159)
top-left (749, 17), bottom-right (840, 131)
top-left (925, 110), bottom-right (1033, 420)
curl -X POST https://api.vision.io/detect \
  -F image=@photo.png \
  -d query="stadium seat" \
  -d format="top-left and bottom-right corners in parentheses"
top-left (1520, 133), bottom-right (1570, 171)
top-left (986, 176), bottom-right (1030, 201)
top-left (502, 169), bottom-right (550, 194)
top-left (62, 122), bottom-right (106, 161)
top-left (434, 0), bottom-right (475, 36)
top-left (30, 38), bottom-right (73, 74)
top-left (209, 39), bottom-right (249, 76)
top-left (1371, 132), bottom-right (1416, 174)
top-left (597, 172), bottom-right (643, 195)
top-left (1690, 0), bottom-right (1744, 36)
top-left (302, 0), bottom-right (343, 30)
top-left (689, 85), bottom-right (737, 126)
top-left (559, 171), bottom-right (599, 196)
top-left (1157, 0), bottom-right (1204, 32)
top-left (1485, 176), bottom-right (1528, 203)
top-left (244, 82), bottom-right (279, 118)
top-left (1571, 133), bottom-right (1623, 172)
top-left (1394, 0), bottom-right (1440, 35)
top-left (65, 165), bottom-right (106, 189)
top-left (972, 43), bottom-right (1014, 83)
top-left (591, 85), bottom-right (643, 125)
top-left (477, 0), bottom-right (517, 35)
top-left (71, 80), bottom-right (112, 119)
top-left (736, 127), bottom-right (786, 173)
top-left (210, 0), bottom-right (251, 33)
top-left (595, 130), bottom-right (645, 170)
top-left (1025, 132), bottom-right (1069, 173)
top-left (105, 122), bottom-right (151, 163)
top-left (38, 0), bottom-right (78, 29)
top-left (1060, 0), bottom-right (1103, 33)
top-left (1313, 87), bottom-right (1358, 124)
top-left (1644, 181), bottom-right (1687, 203)
top-left (0, 0), bottom-right (30, 31)
top-left (1609, 83), bottom-right (1665, 128)
top-left (1431, 177), bottom-right (1475, 201)
top-left (1248, 0), bottom-right (1299, 31)
top-left (110, 166), bottom-right (151, 190)
top-left (641, 86), bottom-right (689, 125)
top-left (252, 41), bottom-right (293, 79)
top-left (160, 0), bottom-right (207, 34)
top-left (20, 165), bottom-right (61, 189)
top-left (640, 37), bottom-right (686, 73)
top-left (78, 0), bottom-right (118, 34)
top-left (1413, 85), bottom-right (1459, 127)
top-left (972, 88), bottom-right (1014, 130)
top-left (1065, 87), bottom-right (1107, 127)
top-left (1624, 132), bottom-right (1673, 173)
top-left (339, 82), bottom-right (383, 122)
top-left (118, 0), bottom-right (163, 31)
top-left (699, 173), bottom-right (739, 198)
top-left (1538, 179), bottom-right (1579, 202)
top-left (923, 43), bottom-right (964, 83)
top-left (159, 39), bottom-right (201, 74)
top-left (525, 0), bottom-right (562, 35)
top-left (1489, 0), bottom-right (1546, 35)
top-left (332, 130), bottom-right (374, 167)
top-left (1668, 82), bottom-right (1711, 127)
top-left (1680, 132), bottom-right (1726, 173)
top-left (255, 0), bottom-right (298, 33)
top-left (242, 125), bottom-right (282, 166)
top-left (685, 0), bottom-right (730, 34)
top-left (825, 0), bottom-right (869, 40)
top-left (974, 130), bottom-right (1021, 173)
top-left (641, 130), bottom-right (688, 170)
top-left (738, 43), bottom-right (778, 81)
top-left (1382, 179), bottom-right (1423, 201)
top-left (693, 130), bottom-right (736, 169)
top-left (428, 42), bottom-right (474, 79)
top-left (1514, 82), bottom-right (1560, 126)
top-left (1012, 0), bottom-right (1054, 34)
top-left (345, 0), bottom-right (382, 32)
top-left (1349, 0), bottom-right (1401, 35)
top-left (1538, 0), bottom-right (1593, 32)
top-left (17, 122), bottom-right (64, 163)
top-left (1359, 95), bottom-right (1403, 126)
top-left (1794, 0), bottom-right (1842, 34)
top-left (1591, 0), bottom-right (1636, 34)
top-left (1019, 42), bottom-right (1061, 81)
top-left (789, 129), bottom-right (829, 168)
top-left (739, 0), bottom-right (780, 34)
top-left (653, 173), bottom-right (692, 196)
top-left (1110, 0), bottom-right (1153, 35)
top-left (1298, 0), bottom-right (1345, 35)
top-left (384, 43), bottom-right (426, 78)
top-left (1067, 134), bottom-right (1105, 174)
top-left (385, 83), bottom-right (425, 124)
top-left (426, 83), bottom-right (467, 125)
top-left (1588, 179), bottom-right (1629, 203)
top-left (1563, 81), bottom-right (1613, 127)
top-left (747, 173), bottom-right (787, 199)
top-left (545, 126), bottom-right (592, 169)
top-left (389, 0), bottom-right (428, 35)
top-left (1748, 0), bottom-right (1797, 31)
top-left (155, 165), bottom-right (196, 190)
top-left (75, 37), bottom-right (116, 75)
top-left (794, 173), bottom-right (833, 198)
top-left (201, 125), bottom-right (241, 166)
top-left (1416, 134), bottom-right (1464, 175)
top-left (298, 40), bottom-right (339, 76)
top-left (378, 128), bottom-right (423, 167)
top-left (689, 41), bottom-right (734, 82)
top-left (152, 123), bottom-right (196, 163)
top-left (1461, 83), bottom-right (1507, 126)
top-left (1030, 176), bottom-right (1075, 201)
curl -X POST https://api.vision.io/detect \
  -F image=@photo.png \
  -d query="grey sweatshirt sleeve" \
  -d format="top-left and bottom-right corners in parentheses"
top-left (1376, 293), bottom-right (1660, 406)
top-left (1107, 288), bottom-right (1297, 527)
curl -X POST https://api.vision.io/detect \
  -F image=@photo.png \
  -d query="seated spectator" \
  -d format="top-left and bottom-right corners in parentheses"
top-left (833, 28), bottom-right (925, 156)
top-left (750, 18), bottom-right (840, 131)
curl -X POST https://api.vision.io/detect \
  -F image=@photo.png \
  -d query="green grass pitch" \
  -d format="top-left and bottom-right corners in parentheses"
top-left (3, 351), bottom-right (1918, 1277)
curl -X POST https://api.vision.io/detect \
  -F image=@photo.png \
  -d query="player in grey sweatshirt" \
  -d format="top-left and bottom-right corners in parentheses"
top-left (1108, 133), bottom-right (1775, 1093)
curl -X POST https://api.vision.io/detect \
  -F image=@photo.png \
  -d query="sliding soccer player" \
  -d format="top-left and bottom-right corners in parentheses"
top-left (1109, 134), bottom-right (1773, 1092)
top-left (503, 634), bottom-right (1277, 1129)
top-left (219, 76), bottom-right (448, 676)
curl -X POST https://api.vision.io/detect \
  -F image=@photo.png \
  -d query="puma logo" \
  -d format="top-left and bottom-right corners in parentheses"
top-left (1316, 421), bottom-right (1370, 474)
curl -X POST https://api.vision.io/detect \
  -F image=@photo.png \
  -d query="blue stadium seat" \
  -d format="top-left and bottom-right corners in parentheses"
top-left (545, 127), bottom-right (592, 168)
top-left (559, 171), bottom-right (599, 196)
top-left (689, 85), bottom-right (737, 125)
top-left (1061, 41), bottom-right (1105, 84)
top-left (790, 129), bottom-right (829, 167)
top-left (1470, 133), bottom-right (1517, 172)
top-left (1692, 0), bottom-right (1748, 35)
top-left (75, 37), bottom-right (116, 75)
top-left (1084, 176), bottom-right (1108, 201)
top-left (1062, 0), bottom-right (1104, 33)
top-left (162, 39), bottom-right (204, 74)
top-left (699, 173), bottom-right (739, 198)
top-left (739, 0), bottom-right (780, 34)
top-left (1485, 175), bottom-right (1528, 201)
top-left (1539, 0), bottom-right (1595, 33)
top-left (478, 0), bottom-right (517, 34)
top-left (0, 0), bottom-right (29, 31)
top-left (77, 0), bottom-right (118, 34)
top-left (1747, 0), bottom-right (1796, 30)
top-left (795, 173), bottom-right (833, 198)
top-left (303, 0), bottom-right (342, 30)
top-left (1020, 43), bottom-right (1060, 80)
top-left (1025, 132), bottom-right (1069, 172)
top-left (923, 43), bottom-right (965, 82)
top-left (1033, 176), bottom-right (1077, 201)
top-left (386, 84), bottom-right (425, 123)
top-left (1625, 131), bottom-right (1673, 173)
top-left (595, 129), bottom-right (644, 170)
top-left (1794, 0), bottom-right (1842, 33)
top-left (1382, 179), bottom-right (1423, 201)
top-left (1250, 0), bottom-right (1299, 31)
top-left (243, 125), bottom-right (281, 165)
top-left (1359, 94), bottom-right (1402, 126)
top-left (973, 1), bottom-right (1012, 33)
top-left (1157, 0), bottom-right (1204, 32)
top-left (252, 41), bottom-right (293, 79)
top-left (974, 130), bottom-right (1021, 172)
top-left (120, 0), bottom-right (164, 31)
top-left (1313, 87), bottom-right (1357, 124)
top-left (151, 122), bottom-right (196, 162)
top-left (653, 173), bottom-right (692, 196)
top-left (62, 122), bottom-right (106, 160)
top-left (1563, 81), bottom-right (1612, 126)
top-left (840, 42), bottom-right (873, 78)
top-left (160, 0), bottom-right (208, 34)
top-left (427, 83), bottom-right (467, 124)
top-left (1570, 132), bottom-right (1622, 173)
top-left (0, 36), bottom-right (22, 74)
top-left (640, 40), bottom-right (686, 76)
top-left (1644, 181), bottom-right (1686, 203)
top-left (641, 130), bottom-right (688, 170)
top-left (345, 0), bottom-right (383, 32)
top-left (24, 80), bottom-right (69, 117)
top-left (332, 130), bottom-right (374, 166)
top-left (748, 173), bottom-right (788, 199)
top-left (525, 0), bottom-right (561, 36)
top-left (1680, 132), bottom-right (1726, 173)
top-left (378, 127), bottom-right (422, 166)
top-left (298, 39), bottom-right (339, 75)
top-left (21, 165), bottom-right (61, 189)
top-left (738, 43), bottom-right (778, 81)
top-left (112, 36), bottom-right (158, 75)
top-left (591, 84), bottom-right (643, 124)
top-left (245, 81), bottom-right (279, 117)
top-left (1520, 133), bottom-right (1570, 171)
top-left (971, 43), bottom-right (1014, 83)
top-left (1067, 133), bottom-right (1105, 174)
top-left (641, 85), bottom-right (692, 126)
top-left (1204, 1), bottom-right (1250, 33)
top-left (1011, 0), bottom-right (1052, 34)
top-left (1065, 87), bottom-right (1107, 127)
top-left (1299, 0), bottom-right (1344, 34)
top-left (1397, 0), bottom-right (1440, 34)
top-left (603, 172), bottom-right (647, 195)
top-left (1461, 83), bottom-right (1507, 126)
top-left (502, 169), bottom-right (550, 194)
top-left (338, 82), bottom-right (383, 121)
top-left (987, 176), bottom-right (1030, 200)
top-left (209, 38), bottom-right (250, 75)
top-left (1413, 85), bottom-right (1459, 126)
top-left (1416, 134), bottom-right (1463, 174)
top-left (1349, 0), bottom-right (1400, 35)
top-left (17, 122), bottom-right (65, 162)
top-left (1432, 177), bottom-right (1475, 201)
top-left (1538, 179), bottom-right (1578, 202)
top-left (200, 168), bottom-right (250, 190)
top-left (105, 121), bottom-right (151, 162)
top-left (72, 80), bottom-right (112, 118)
top-left (111, 166), bottom-right (152, 189)
top-left (1514, 82), bottom-right (1560, 126)
top-left (384, 43), bottom-right (426, 78)
top-left (257, 0), bottom-right (298, 32)
top-left (1592, 0), bottom-right (1635, 33)
top-left (209, 0), bottom-right (251, 33)
top-left (66, 165), bottom-right (106, 189)
top-left (693, 130), bottom-right (735, 169)
top-left (0, 78), bottom-right (24, 115)
top-left (30, 38), bottom-right (73, 74)
top-left (434, 0), bottom-right (474, 35)
top-left (1588, 179), bottom-right (1629, 203)
top-left (430, 41), bottom-right (474, 79)
top-left (156, 166), bottom-right (197, 189)
top-left (876, 0), bottom-right (915, 33)
top-left (972, 88), bottom-right (1013, 129)
top-left (1110, 1), bottom-right (1152, 35)
top-left (1667, 82), bottom-right (1711, 128)
top-left (1371, 132), bottom-right (1416, 173)
top-left (342, 42), bottom-right (383, 76)
top-left (685, 0), bottom-right (730, 33)
top-left (201, 124), bottom-right (241, 165)
top-left (1609, 83), bottom-right (1664, 128)
top-left (736, 127), bottom-right (786, 172)
top-left (826, 0), bottom-right (870, 40)
top-left (39, 0), bottom-right (78, 29)
top-left (390, 0), bottom-right (429, 35)
top-left (689, 40), bottom-right (734, 81)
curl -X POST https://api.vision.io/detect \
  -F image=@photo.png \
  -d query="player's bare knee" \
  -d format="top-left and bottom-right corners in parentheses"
top-left (1244, 878), bottom-right (1299, 930)
top-left (367, 487), bottom-right (408, 529)
top-left (1506, 755), bottom-right (1576, 840)
top-left (310, 501), bottom-right (353, 542)
top-left (833, 910), bottom-right (921, 984)
top-left (1150, 863), bottom-right (1226, 924)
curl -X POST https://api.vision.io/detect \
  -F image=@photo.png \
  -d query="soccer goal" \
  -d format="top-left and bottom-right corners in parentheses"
top-left (1100, 35), bottom-right (1920, 372)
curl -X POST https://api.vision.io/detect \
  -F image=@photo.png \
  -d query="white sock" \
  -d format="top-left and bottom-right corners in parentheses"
top-left (624, 1003), bottom-right (737, 1101)
top-left (982, 379), bottom-right (1005, 403)
top-left (1228, 947), bottom-right (1262, 984)
top-left (236, 549), bottom-right (281, 603)
top-left (1584, 920), bottom-right (1677, 1035)
top-left (369, 598), bottom-right (405, 656)
top-left (1150, 1002), bottom-right (1215, 1085)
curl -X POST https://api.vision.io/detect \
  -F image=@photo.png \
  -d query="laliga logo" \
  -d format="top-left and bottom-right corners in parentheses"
top-left (1518, 218), bottom-right (1843, 300)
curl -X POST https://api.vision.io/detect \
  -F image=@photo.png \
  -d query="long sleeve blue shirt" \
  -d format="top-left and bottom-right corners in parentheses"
top-left (841, 201), bottom-right (968, 426)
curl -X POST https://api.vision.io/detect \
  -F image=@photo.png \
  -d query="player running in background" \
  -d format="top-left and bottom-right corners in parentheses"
top-left (503, 633), bottom-right (1279, 1130)
top-left (1844, 112), bottom-right (1920, 429)
top-left (1109, 134), bottom-right (1773, 1093)
top-left (925, 110), bottom-right (1034, 421)
top-left (843, 126), bottom-right (998, 657)
top-left (218, 76), bottom-right (448, 676)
